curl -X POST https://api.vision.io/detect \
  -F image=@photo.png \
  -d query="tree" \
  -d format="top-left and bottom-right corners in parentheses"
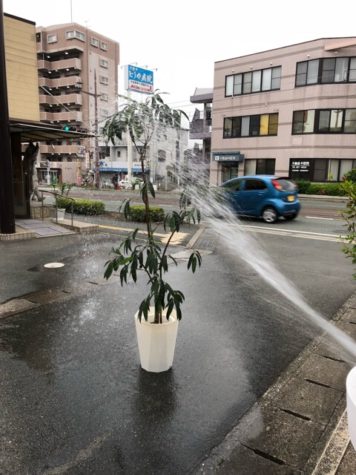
top-left (102, 91), bottom-right (202, 324)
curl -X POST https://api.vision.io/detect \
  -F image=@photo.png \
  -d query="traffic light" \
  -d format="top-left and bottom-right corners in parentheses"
top-left (63, 124), bottom-right (77, 132)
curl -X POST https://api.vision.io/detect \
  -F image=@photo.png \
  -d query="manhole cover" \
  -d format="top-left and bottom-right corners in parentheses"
top-left (43, 262), bottom-right (65, 269)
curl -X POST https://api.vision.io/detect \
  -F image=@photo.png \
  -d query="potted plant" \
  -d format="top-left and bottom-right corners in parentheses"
top-left (102, 91), bottom-right (202, 372)
top-left (51, 180), bottom-right (72, 221)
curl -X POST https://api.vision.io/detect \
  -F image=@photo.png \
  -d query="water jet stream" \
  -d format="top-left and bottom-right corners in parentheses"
top-left (189, 185), bottom-right (356, 362)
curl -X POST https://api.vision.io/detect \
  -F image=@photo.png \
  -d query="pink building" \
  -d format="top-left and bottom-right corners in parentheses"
top-left (211, 38), bottom-right (356, 185)
top-left (36, 23), bottom-right (119, 183)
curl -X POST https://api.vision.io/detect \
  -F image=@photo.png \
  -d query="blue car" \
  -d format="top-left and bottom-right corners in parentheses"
top-left (221, 175), bottom-right (301, 223)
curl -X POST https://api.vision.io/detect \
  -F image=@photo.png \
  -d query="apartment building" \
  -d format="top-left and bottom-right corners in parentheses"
top-left (36, 23), bottom-right (119, 183)
top-left (189, 87), bottom-right (213, 183)
top-left (211, 38), bottom-right (356, 185)
top-left (99, 126), bottom-right (189, 190)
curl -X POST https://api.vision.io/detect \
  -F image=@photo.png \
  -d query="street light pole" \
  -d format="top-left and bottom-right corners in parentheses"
top-left (0, 0), bottom-right (15, 234)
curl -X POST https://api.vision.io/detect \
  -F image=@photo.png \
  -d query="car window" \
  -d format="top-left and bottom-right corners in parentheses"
top-left (244, 179), bottom-right (267, 190)
top-left (275, 178), bottom-right (297, 191)
top-left (223, 180), bottom-right (241, 191)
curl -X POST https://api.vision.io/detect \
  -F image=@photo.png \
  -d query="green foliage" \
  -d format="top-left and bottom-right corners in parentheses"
top-left (104, 205), bottom-right (202, 323)
top-left (127, 205), bottom-right (164, 222)
top-left (343, 169), bottom-right (356, 183)
top-left (341, 180), bottom-right (356, 278)
top-left (102, 91), bottom-right (202, 324)
top-left (295, 181), bottom-right (347, 196)
top-left (51, 181), bottom-right (73, 196)
top-left (295, 180), bottom-right (311, 194)
top-left (57, 197), bottom-right (105, 215)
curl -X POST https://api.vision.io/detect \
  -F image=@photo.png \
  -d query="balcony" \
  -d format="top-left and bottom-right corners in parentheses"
top-left (40, 111), bottom-right (83, 122)
top-left (38, 57), bottom-right (82, 72)
top-left (39, 76), bottom-right (82, 89)
top-left (190, 116), bottom-right (212, 140)
top-left (40, 144), bottom-right (86, 156)
top-left (39, 94), bottom-right (82, 106)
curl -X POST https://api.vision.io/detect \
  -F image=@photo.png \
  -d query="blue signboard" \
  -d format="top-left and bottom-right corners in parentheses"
top-left (125, 65), bottom-right (154, 94)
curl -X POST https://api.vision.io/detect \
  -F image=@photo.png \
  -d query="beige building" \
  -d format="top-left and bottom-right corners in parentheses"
top-left (212, 38), bottom-right (356, 185)
top-left (3, 13), bottom-right (87, 221)
top-left (36, 23), bottom-right (119, 183)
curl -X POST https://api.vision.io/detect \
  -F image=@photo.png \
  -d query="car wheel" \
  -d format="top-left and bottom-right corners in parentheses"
top-left (262, 207), bottom-right (278, 223)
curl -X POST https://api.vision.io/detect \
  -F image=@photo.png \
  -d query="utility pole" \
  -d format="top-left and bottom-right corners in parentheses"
top-left (94, 70), bottom-right (100, 189)
top-left (0, 0), bottom-right (15, 234)
top-left (80, 71), bottom-right (100, 188)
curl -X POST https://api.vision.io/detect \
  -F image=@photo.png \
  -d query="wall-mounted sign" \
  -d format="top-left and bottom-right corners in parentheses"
top-left (213, 152), bottom-right (245, 162)
top-left (124, 65), bottom-right (154, 94)
top-left (290, 160), bottom-right (310, 173)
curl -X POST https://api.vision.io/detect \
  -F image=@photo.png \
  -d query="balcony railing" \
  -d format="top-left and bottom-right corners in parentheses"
top-left (40, 144), bottom-right (85, 156)
top-left (38, 76), bottom-right (82, 89)
top-left (189, 118), bottom-right (212, 140)
top-left (40, 111), bottom-right (83, 122)
top-left (39, 93), bottom-right (82, 106)
top-left (38, 57), bottom-right (82, 72)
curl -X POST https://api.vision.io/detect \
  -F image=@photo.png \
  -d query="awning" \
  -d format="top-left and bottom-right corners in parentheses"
top-left (9, 119), bottom-right (93, 142)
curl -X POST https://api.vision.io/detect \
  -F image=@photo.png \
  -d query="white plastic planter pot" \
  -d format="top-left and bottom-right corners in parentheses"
top-left (347, 366), bottom-right (356, 449)
top-left (134, 309), bottom-right (179, 373)
top-left (57, 208), bottom-right (66, 221)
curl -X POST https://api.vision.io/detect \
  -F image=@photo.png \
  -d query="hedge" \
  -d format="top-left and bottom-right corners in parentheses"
top-left (56, 197), bottom-right (105, 215)
top-left (295, 180), bottom-right (347, 196)
top-left (127, 205), bottom-right (164, 222)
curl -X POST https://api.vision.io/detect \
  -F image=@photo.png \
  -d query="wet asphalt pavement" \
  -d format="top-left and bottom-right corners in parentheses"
top-left (0, 227), bottom-right (355, 474)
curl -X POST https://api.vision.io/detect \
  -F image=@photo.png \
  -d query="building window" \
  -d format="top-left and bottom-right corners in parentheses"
top-left (225, 66), bottom-right (281, 96)
top-left (99, 75), bottom-right (108, 85)
top-left (100, 93), bottom-right (109, 102)
top-left (100, 41), bottom-right (108, 51)
top-left (99, 58), bottom-right (109, 68)
top-left (223, 113), bottom-right (278, 138)
top-left (47, 34), bottom-right (57, 44)
top-left (158, 149), bottom-right (166, 161)
top-left (292, 110), bottom-right (315, 134)
top-left (350, 58), bottom-right (356, 82)
top-left (91, 37), bottom-right (99, 47)
top-left (66, 30), bottom-right (85, 41)
top-left (256, 159), bottom-right (275, 174)
top-left (117, 150), bottom-right (121, 158)
top-left (296, 57), bottom-right (356, 86)
top-left (344, 109), bottom-right (356, 133)
top-left (293, 108), bottom-right (356, 134)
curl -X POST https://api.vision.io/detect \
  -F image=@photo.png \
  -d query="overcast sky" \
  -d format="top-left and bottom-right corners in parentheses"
top-left (3, 0), bottom-right (356, 118)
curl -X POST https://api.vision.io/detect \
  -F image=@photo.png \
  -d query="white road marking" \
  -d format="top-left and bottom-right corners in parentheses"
top-left (305, 216), bottom-right (335, 221)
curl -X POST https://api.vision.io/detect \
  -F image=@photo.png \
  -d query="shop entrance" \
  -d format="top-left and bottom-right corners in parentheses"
top-left (221, 163), bottom-right (239, 183)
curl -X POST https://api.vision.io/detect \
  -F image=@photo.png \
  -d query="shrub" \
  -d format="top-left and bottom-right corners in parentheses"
top-left (295, 181), bottom-right (346, 196)
top-left (57, 197), bottom-right (105, 215)
top-left (343, 169), bottom-right (356, 183)
top-left (295, 180), bottom-right (311, 194)
top-left (127, 204), bottom-right (164, 222)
